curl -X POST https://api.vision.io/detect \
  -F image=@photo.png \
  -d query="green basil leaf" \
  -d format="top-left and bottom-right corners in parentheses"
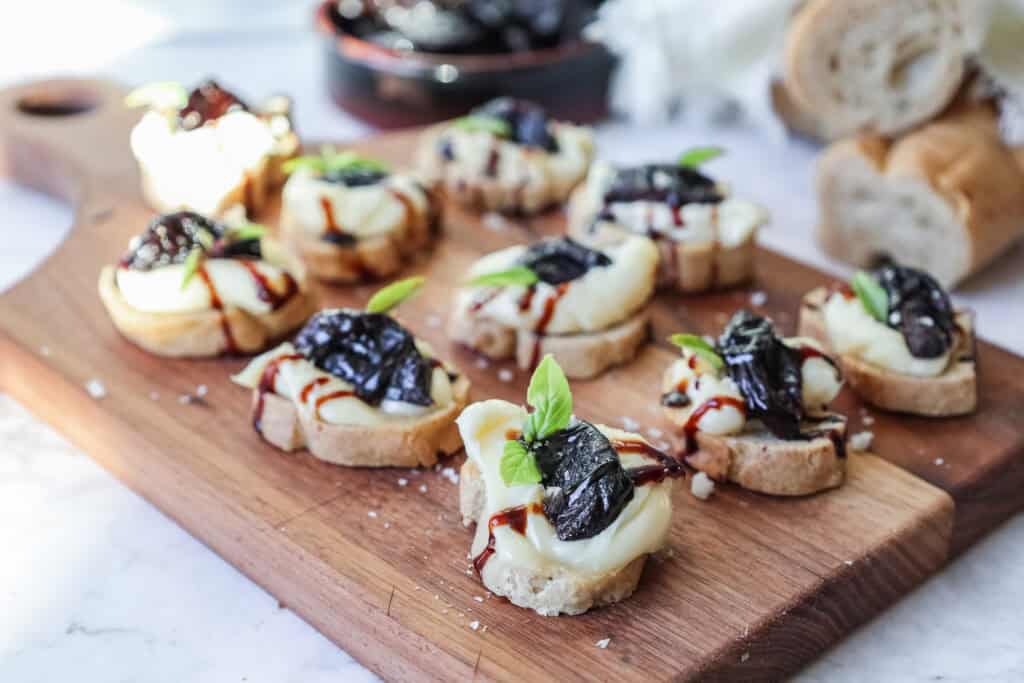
top-left (180, 247), bottom-right (204, 290)
top-left (124, 81), bottom-right (188, 110)
top-left (524, 354), bottom-right (573, 442)
top-left (229, 223), bottom-right (267, 242)
top-left (281, 155), bottom-right (326, 175)
top-left (453, 115), bottom-right (512, 138)
top-left (852, 271), bottom-right (888, 323)
top-left (365, 276), bottom-right (426, 314)
top-left (668, 333), bottom-right (724, 370)
top-left (500, 439), bottom-right (542, 486)
top-left (678, 146), bottom-right (725, 169)
top-left (324, 151), bottom-right (389, 174)
top-left (466, 266), bottom-right (539, 289)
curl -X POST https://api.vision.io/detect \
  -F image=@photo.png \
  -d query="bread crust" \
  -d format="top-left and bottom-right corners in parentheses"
top-left (798, 287), bottom-right (977, 417)
top-left (252, 375), bottom-right (470, 468)
top-left (816, 102), bottom-right (1024, 288)
top-left (97, 265), bottom-right (317, 358)
top-left (448, 302), bottom-right (650, 380)
top-left (458, 460), bottom-right (649, 616)
top-left (566, 186), bottom-right (755, 292)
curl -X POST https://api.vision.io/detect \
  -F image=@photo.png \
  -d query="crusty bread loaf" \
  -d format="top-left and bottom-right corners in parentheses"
top-left (97, 265), bottom-right (318, 358)
top-left (816, 102), bottom-right (1024, 289)
top-left (798, 287), bottom-right (977, 416)
top-left (253, 374), bottom-right (470, 468)
top-left (677, 415), bottom-right (848, 497)
top-left (781, 0), bottom-right (970, 140)
top-left (448, 302), bottom-right (650, 380)
top-left (459, 460), bottom-right (649, 616)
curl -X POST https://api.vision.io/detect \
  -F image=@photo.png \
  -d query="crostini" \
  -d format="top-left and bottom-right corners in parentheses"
top-left (98, 211), bottom-right (316, 357)
top-left (232, 278), bottom-right (470, 468)
top-left (458, 355), bottom-right (683, 616)
top-left (416, 97), bottom-right (593, 215)
top-left (567, 149), bottom-right (766, 292)
top-left (799, 259), bottom-right (977, 417)
top-left (449, 235), bottom-right (658, 378)
top-left (663, 310), bottom-right (847, 496)
top-left (126, 79), bottom-right (299, 217)
top-left (279, 148), bottom-right (441, 283)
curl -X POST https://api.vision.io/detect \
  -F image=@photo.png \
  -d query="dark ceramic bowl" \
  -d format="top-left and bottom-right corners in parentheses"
top-left (315, 1), bottom-right (615, 128)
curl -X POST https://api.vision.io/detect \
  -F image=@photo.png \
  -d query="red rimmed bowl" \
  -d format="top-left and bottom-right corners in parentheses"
top-left (315, 1), bottom-right (615, 128)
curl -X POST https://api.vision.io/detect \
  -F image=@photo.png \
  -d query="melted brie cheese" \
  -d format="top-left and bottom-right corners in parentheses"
top-left (282, 170), bottom-right (429, 239)
top-left (130, 109), bottom-right (276, 215)
top-left (116, 258), bottom-right (293, 315)
top-left (823, 294), bottom-right (952, 377)
top-left (457, 399), bottom-right (673, 575)
top-left (232, 341), bottom-right (454, 425)
top-left (460, 236), bottom-right (658, 335)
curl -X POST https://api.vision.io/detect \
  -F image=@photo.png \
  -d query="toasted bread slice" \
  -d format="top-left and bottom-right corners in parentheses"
top-left (448, 303), bottom-right (650, 380)
top-left (98, 265), bottom-right (317, 358)
top-left (459, 460), bottom-right (649, 616)
top-left (673, 415), bottom-right (847, 497)
top-left (252, 375), bottom-right (470, 468)
top-left (798, 287), bottom-right (977, 416)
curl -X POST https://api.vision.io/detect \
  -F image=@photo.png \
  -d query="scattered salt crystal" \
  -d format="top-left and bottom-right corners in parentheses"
top-left (498, 369), bottom-right (514, 382)
top-left (656, 441), bottom-right (672, 452)
top-left (39, 346), bottom-right (51, 356)
top-left (849, 431), bottom-right (874, 451)
top-left (85, 379), bottom-right (106, 399)
top-left (441, 467), bottom-right (460, 484)
top-left (178, 394), bottom-right (192, 405)
top-left (149, 392), bottom-right (160, 401)
top-left (474, 596), bottom-right (484, 603)
top-left (690, 472), bottom-right (715, 500)
top-left (935, 457), bottom-right (945, 466)
top-left (750, 291), bottom-right (767, 307)
top-left (469, 620), bottom-right (481, 631)
top-left (646, 427), bottom-right (664, 439)
top-left (862, 415), bottom-right (875, 426)
top-left (425, 315), bottom-right (442, 328)
top-left (595, 638), bottom-right (611, 649)
top-left (384, 522), bottom-right (391, 529)
top-left (740, 652), bottom-right (750, 663)
top-left (621, 417), bottom-right (640, 432)
top-left (419, 484), bottom-right (428, 493)
top-left (482, 212), bottom-right (508, 232)
top-left (196, 384), bottom-right (208, 397)
top-left (844, 560), bottom-right (854, 566)
top-left (398, 478), bottom-right (409, 487)
top-left (475, 357), bottom-right (490, 370)
top-left (367, 511), bottom-right (378, 518)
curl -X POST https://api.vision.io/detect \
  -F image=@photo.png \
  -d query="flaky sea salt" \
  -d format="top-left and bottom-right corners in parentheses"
top-left (419, 484), bottom-right (428, 493)
top-left (749, 291), bottom-right (767, 307)
top-left (498, 369), bottom-right (514, 382)
top-left (441, 467), bottom-right (460, 485)
top-left (196, 384), bottom-right (208, 397)
top-left (398, 478), bottom-right (409, 487)
top-left (849, 431), bottom-right (874, 451)
top-left (935, 457), bottom-right (945, 466)
top-left (482, 212), bottom-right (508, 232)
top-left (85, 379), bottom-right (106, 399)
top-left (621, 417), bottom-right (640, 432)
top-left (367, 511), bottom-right (378, 518)
top-left (595, 638), bottom-right (611, 649)
top-left (469, 620), bottom-right (481, 631)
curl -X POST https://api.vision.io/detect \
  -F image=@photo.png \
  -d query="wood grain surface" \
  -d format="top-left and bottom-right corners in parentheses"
top-left (0, 78), bottom-right (1018, 681)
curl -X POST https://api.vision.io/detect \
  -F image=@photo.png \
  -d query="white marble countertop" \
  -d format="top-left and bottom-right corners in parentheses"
top-left (2, 9), bottom-right (1023, 682)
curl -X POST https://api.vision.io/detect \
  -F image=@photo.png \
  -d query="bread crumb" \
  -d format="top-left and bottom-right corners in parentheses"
top-left (419, 484), bottom-right (428, 493)
top-left (595, 637), bottom-right (611, 649)
top-left (621, 416), bottom-right (640, 432)
top-left (469, 620), bottom-right (481, 630)
top-left (397, 478), bottom-right (409, 487)
top-left (690, 472), bottom-right (715, 500)
top-left (849, 431), bottom-right (874, 451)
top-left (934, 457), bottom-right (945, 465)
top-left (750, 291), bottom-right (767, 307)
top-left (85, 379), bottom-right (107, 399)
top-left (498, 368), bottom-right (514, 382)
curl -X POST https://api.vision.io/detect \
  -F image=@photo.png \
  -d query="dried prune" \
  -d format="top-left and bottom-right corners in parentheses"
top-left (604, 164), bottom-right (723, 208)
top-left (179, 80), bottom-right (247, 130)
top-left (518, 237), bottom-right (611, 285)
top-left (874, 258), bottom-right (955, 358)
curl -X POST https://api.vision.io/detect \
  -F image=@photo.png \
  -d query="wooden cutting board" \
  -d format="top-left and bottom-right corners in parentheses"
top-left (1, 78), bottom-right (1022, 682)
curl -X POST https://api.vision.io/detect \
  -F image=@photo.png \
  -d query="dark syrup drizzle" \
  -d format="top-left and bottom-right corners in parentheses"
top-left (472, 502), bottom-right (543, 575)
top-left (252, 353), bottom-right (303, 433)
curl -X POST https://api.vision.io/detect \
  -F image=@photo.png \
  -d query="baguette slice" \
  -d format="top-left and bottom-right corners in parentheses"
top-left (459, 459), bottom-right (649, 616)
top-left (252, 375), bottom-right (470, 468)
top-left (798, 287), bottom-right (977, 416)
top-left (817, 102), bottom-right (1024, 289)
top-left (782, 0), bottom-right (969, 139)
top-left (98, 265), bottom-right (317, 358)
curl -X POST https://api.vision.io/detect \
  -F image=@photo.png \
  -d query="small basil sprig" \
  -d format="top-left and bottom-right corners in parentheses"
top-left (180, 247), bottom-right (204, 290)
top-left (282, 148), bottom-right (390, 176)
top-left (227, 223), bottom-right (267, 242)
top-left (466, 266), bottom-right (539, 288)
top-left (453, 115), bottom-right (512, 138)
top-left (500, 355), bottom-right (573, 486)
top-left (678, 146), bottom-right (725, 169)
top-left (124, 81), bottom-right (188, 110)
top-left (851, 271), bottom-right (888, 322)
top-left (365, 276), bottom-right (425, 314)
top-left (669, 333), bottom-right (724, 370)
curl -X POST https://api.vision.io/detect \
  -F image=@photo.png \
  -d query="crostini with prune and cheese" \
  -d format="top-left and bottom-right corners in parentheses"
top-left (232, 278), bottom-right (470, 468)
top-left (449, 235), bottom-right (658, 379)
top-left (458, 355), bottom-right (683, 616)
top-left (568, 148), bottom-right (767, 292)
top-left (279, 148), bottom-right (441, 283)
top-left (799, 258), bottom-right (977, 416)
top-left (416, 97), bottom-right (593, 215)
top-left (98, 211), bottom-right (316, 357)
top-left (662, 310), bottom-right (847, 496)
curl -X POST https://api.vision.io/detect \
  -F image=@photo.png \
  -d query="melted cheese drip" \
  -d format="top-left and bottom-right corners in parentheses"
top-left (232, 341), bottom-right (454, 425)
top-left (459, 235), bottom-right (658, 335)
top-left (457, 399), bottom-right (673, 575)
top-left (823, 293), bottom-right (952, 377)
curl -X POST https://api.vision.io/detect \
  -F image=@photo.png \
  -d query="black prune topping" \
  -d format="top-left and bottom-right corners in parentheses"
top-left (530, 420), bottom-right (634, 542)
top-left (517, 237), bottom-right (611, 285)
top-left (604, 164), bottom-right (723, 208)
top-left (873, 258), bottom-right (956, 358)
top-left (120, 211), bottom-right (225, 270)
top-left (321, 167), bottom-right (389, 187)
top-left (294, 310), bottom-right (434, 407)
top-left (179, 80), bottom-right (248, 130)
top-left (717, 310), bottom-right (805, 440)
top-left (471, 97), bottom-right (559, 152)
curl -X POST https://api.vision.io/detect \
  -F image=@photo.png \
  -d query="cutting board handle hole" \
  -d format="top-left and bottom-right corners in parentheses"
top-left (16, 89), bottom-right (99, 117)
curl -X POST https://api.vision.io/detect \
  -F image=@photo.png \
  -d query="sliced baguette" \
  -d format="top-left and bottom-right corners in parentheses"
top-left (798, 287), bottom-right (977, 416)
top-left (458, 459), bottom-right (649, 616)
top-left (98, 265), bottom-right (317, 358)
